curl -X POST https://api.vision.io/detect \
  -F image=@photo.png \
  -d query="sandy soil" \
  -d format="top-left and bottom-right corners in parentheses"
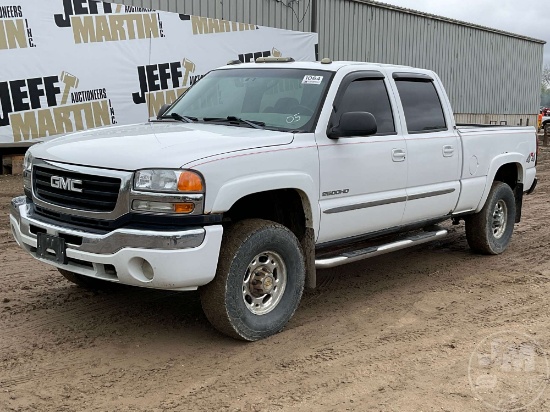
top-left (1, 147), bottom-right (550, 412)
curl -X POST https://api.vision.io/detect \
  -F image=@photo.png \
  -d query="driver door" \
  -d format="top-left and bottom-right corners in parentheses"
top-left (317, 71), bottom-right (408, 244)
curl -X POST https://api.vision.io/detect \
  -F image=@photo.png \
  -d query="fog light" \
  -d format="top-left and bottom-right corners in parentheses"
top-left (128, 257), bottom-right (155, 283)
top-left (141, 259), bottom-right (154, 281)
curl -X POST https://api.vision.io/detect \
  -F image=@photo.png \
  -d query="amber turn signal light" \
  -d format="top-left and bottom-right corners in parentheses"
top-left (177, 171), bottom-right (204, 192)
top-left (174, 203), bottom-right (195, 213)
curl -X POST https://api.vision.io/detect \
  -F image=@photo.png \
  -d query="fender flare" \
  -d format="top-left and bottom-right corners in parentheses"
top-left (209, 172), bottom-right (320, 234)
top-left (475, 153), bottom-right (525, 213)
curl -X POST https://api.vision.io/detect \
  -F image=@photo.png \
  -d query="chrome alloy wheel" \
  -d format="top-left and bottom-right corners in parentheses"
top-left (242, 251), bottom-right (287, 315)
top-left (492, 199), bottom-right (508, 239)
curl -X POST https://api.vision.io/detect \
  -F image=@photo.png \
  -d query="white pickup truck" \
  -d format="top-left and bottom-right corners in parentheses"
top-left (10, 58), bottom-right (538, 341)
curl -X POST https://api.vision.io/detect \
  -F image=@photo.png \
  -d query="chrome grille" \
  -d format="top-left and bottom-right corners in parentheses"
top-left (33, 166), bottom-right (121, 212)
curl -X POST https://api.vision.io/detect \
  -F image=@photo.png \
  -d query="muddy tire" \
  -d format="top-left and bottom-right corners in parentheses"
top-left (465, 182), bottom-right (516, 255)
top-left (58, 269), bottom-right (118, 290)
top-left (200, 219), bottom-right (305, 341)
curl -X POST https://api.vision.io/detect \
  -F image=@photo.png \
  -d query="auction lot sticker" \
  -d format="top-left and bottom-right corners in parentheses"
top-left (302, 75), bottom-right (323, 85)
top-left (469, 331), bottom-right (549, 411)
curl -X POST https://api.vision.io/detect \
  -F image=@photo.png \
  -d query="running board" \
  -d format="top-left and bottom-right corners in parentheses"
top-left (315, 229), bottom-right (448, 269)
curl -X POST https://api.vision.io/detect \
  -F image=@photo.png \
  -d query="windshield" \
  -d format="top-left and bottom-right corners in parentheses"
top-left (165, 68), bottom-right (333, 132)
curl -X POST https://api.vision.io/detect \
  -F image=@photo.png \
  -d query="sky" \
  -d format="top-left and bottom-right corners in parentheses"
top-left (378, 0), bottom-right (549, 66)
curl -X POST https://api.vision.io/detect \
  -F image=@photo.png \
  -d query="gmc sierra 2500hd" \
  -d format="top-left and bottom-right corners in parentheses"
top-left (10, 58), bottom-right (538, 341)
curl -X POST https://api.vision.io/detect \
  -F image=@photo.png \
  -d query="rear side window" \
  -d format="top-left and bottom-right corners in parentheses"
top-left (337, 79), bottom-right (396, 135)
top-left (395, 80), bottom-right (447, 133)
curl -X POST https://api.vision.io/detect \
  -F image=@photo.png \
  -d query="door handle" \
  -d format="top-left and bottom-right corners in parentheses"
top-left (392, 149), bottom-right (406, 162)
top-left (443, 145), bottom-right (455, 157)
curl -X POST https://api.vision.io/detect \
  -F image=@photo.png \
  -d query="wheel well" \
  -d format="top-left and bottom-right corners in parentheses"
top-left (494, 163), bottom-right (520, 190)
top-left (493, 163), bottom-right (524, 223)
top-left (224, 189), bottom-right (308, 240)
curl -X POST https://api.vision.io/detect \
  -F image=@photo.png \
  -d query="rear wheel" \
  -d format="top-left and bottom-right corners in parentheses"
top-left (58, 269), bottom-right (118, 290)
top-left (200, 219), bottom-right (305, 341)
top-left (465, 182), bottom-right (516, 255)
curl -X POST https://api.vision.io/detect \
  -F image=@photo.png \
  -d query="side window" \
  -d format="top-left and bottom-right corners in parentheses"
top-left (337, 79), bottom-right (396, 135)
top-left (395, 80), bottom-right (447, 133)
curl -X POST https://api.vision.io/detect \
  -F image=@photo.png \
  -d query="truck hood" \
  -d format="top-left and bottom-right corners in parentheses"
top-left (30, 122), bottom-right (295, 170)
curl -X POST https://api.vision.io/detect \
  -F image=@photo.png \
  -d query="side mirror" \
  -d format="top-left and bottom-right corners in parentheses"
top-left (157, 104), bottom-right (171, 119)
top-left (328, 112), bottom-right (378, 139)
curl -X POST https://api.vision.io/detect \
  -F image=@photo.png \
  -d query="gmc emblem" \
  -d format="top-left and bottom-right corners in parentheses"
top-left (50, 176), bottom-right (83, 193)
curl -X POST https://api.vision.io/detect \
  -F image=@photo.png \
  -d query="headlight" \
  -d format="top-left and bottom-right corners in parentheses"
top-left (23, 150), bottom-right (33, 191)
top-left (23, 150), bottom-right (33, 173)
top-left (134, 169), bottom-right (204, 193)
top-left (131, 169), bottom-right (204, 214)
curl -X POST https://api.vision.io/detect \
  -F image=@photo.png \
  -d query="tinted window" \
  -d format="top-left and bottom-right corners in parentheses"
top-left (395, 80), bottom-right (447, 133)
top-left (337, 79), bottom-right (396, 134)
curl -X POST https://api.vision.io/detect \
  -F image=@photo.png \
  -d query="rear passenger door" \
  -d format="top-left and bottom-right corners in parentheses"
top-left (317, 72), bottom-right (408, 244)
top-left (392, 73), bottom-right (460, 224)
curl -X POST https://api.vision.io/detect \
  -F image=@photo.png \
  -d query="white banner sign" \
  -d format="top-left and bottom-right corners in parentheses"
top-left (0, 1), bottom-right (318, 145)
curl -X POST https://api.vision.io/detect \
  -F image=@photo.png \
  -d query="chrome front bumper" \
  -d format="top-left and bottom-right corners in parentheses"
top-left (10, 196), bottom-right (205, 254)
top-left (9, 196), bottom-right (224, 291)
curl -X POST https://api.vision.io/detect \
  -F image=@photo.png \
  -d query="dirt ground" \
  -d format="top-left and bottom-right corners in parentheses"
top-left (1, 148), bottom-right (550, 412)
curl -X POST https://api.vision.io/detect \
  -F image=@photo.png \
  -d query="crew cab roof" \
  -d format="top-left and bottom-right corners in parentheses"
top-left (216, 60), bottom-right (422, 74)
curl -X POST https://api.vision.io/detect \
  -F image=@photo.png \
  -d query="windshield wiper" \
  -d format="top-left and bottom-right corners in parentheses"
top-left (158, 112), bottom-right (197, 123)
top-left (203, 116), bottom-right (266, 130)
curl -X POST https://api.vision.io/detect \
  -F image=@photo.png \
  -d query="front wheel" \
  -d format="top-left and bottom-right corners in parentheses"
top-left (465, 182), bottom-right (516, 255)
top-left (200, 219), bottom-right (306, 341)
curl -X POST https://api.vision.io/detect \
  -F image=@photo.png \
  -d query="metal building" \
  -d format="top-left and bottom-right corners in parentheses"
top-left (112, 0), bottom-right (545, 126)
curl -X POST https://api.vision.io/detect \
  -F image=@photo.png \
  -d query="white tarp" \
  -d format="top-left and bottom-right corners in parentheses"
top-left (0, 1), bottom-right (318, 145)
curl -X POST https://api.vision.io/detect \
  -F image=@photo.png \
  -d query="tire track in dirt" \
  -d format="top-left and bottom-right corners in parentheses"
top-left (1, 147), bottom-right (550, 411)
top-left (178, 146), bottom-right (548, 409)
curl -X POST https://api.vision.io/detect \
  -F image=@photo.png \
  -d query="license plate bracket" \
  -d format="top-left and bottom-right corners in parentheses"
top-left (36, 233), bottom-right (67, 264)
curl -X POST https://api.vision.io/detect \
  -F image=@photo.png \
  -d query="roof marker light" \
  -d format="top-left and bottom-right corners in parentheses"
top-left (256, 57), bottom-right (295, 63)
